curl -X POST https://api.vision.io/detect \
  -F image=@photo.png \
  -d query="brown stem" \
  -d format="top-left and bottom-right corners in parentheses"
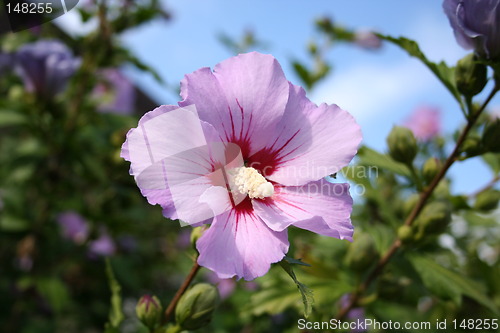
top-left (336, 86), bottom-right (498, 320)
top-left (163, 259), bottom-right (201, 324)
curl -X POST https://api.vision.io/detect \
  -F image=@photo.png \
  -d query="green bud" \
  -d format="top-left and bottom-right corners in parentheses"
top-left (482, 119), bottom-right (500, 153)
top-left (455, 53), bottom-right (487, 97)
top-left (190, 227), bottom-right (204, 251)
top-left (387, 126), bottom-right (418, 166)
top-left (403, 194), bottom-right (420, 217)
top-left (414, 201), bottom-right (451, 235)
top-left (344, 232), bottom-right (379, 271)
top-left (434, 179), bottom-right (451, 199)
top-left (422, 158), bottom-right (441, 184)
top-left (397, 225), bottom-right (414, 245)
top-left (136, 295), bottom-right (163, 330)
top-left (308, 41), bottom-right (318, 55)
top-left (8, 85), bottom-right (25, 101)
top-left (175, 283), bottom-right (219, 331)
top-left (473, 189), bottom-right (500, 211)
top-left (316, 17), bottom-right (334, 33)
top-left (461, 135), bottom-right (483, 157)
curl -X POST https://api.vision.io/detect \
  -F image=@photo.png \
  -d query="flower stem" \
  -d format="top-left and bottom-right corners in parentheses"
top-left (336, 86), bottom-right (498, 319)
top-left (163, 259), bottom-right (201, 324)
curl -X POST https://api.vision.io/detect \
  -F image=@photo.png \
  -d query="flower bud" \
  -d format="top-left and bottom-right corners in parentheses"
top-left (175, 283), bottom-right (219, 330)
top-left (414, 202), bottom-right (452, 236)
top-left (473, 189), bottom-right (500, 211)
top-left (403, 194), bottom-right (420, 217)
top-left (422, 158), bottom-right (441, 184)
top-left (190, 227), bottom-right (204, 251)
top-left (482, 119), bottom-right (500, 153)
top-left (397, 225), bottom-right (414, 245)
top-left (455, 53), bottom-right (487, 97)
top-left (344, 232), bottom-right (379, 271)
top-left (461, 135), bottom-right (483, 157)
top-left (136, 295), bottom-right (163, 330)
top-left (316, 17), bottom-right (334, 34)
top-left (308, 41), bottom-right (318, 55)
top-left (387, 126), bottom-right (417, 166)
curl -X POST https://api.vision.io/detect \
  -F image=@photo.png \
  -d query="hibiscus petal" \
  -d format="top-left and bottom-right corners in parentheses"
top-left (251, 83), bottom-right (362, 186)
top-left (252, 180), bottom-right (354, 241)
top-left (121, 105), bottom-right (230, 223)
top-left (197, 210), bottom-right (289, 280)
top-left (179, 52), bottom-right (290, 157)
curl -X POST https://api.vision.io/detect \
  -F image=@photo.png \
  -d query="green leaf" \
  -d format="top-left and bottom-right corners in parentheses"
top-left (462, 211), bottom-right (498, 227)
top-left (482, 153), bottom-right (500, 174)
top-left (104, 259), bottom-right (124, 332)
top-left (358, 146), bottom-right (411, 178)
top-left (36, 277), bottom-right (71, 315)
top-left (408, 255), bottom-right (499, 315)
top-left (248, 279), bottom-right (305, 317)
top-left (0, 215), bottom-right (29, 232)
top-left (378, 35), bottom-right (463, 109)
top-left (283, 256), bottom-right (311, 267)
top-left (0, 110), bottom-right (26, 127)
top-left (292, 61), bottom-right (313, 90)
top-left (278, 260), bottom-right (314, 318)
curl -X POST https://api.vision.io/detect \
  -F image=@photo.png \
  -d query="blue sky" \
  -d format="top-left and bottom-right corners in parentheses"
top-left (57, 0), bottom-right (500, 195)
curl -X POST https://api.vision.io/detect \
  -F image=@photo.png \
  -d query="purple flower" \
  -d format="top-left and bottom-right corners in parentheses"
top-left (403, 106), bottom-right (441, 141)
top-left (118, 235), bottom-right (138, 253)
top-left (443, 0), bottom-right (500, 59)
top-left (0, 52), bottom-right (12, 75)
top-left (88, 229), bottom-right (116, 257)
top-left (206, 271), bottom-right (236, 300)
top-left (15, 40), bottom-right (81, 97)
top-left (121, 52), bottom-right (361, 280)
top-left (340, 294), bottom-right (367, 332)
top-left (57, 211), bottom-right (90, 245)
top-left (94, 68), bottom-right (136, 115)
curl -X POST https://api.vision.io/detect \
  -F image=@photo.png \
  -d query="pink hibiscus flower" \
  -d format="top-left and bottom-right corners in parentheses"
top-left (121, 52), bottom-right (361, 280)
top-left (403, 106), bottom-right (441, 141)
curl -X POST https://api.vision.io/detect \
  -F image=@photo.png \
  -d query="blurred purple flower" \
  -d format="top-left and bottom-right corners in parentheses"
top-left (243, 281), bottom-right (258, 291)
top-left (88, 229), bottom-right (116, 258)
top-left (122, 52), bottom-right (361, 280)
top-left (57, 211), bottom-right (90, 245)
top-left (0, 52), bottom-right (13, 75)
top-left (206, 271), bottom-right (236, 300)
top-left (403, 106), bottom-right (441, 141)
top-left (94, 68), bottom-right (136, 115)
top-left (176, 229), bottom-right (192, 250)
top-left (443, 0), bottom-right (500, 59)
top-left (353, 30), bottom-right (382, 50)
top-left (15, 40), bottom-right (81, 97)
top-left (118, 235), bottom-right (138, 253)
top-left (340, 294), bottom-right (367, 333)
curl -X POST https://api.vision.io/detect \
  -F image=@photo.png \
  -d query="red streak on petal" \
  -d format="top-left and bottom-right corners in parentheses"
top-left (247, 129), bottom-right (301, 176)
top-left (232, 197), bottom-right (254, 234)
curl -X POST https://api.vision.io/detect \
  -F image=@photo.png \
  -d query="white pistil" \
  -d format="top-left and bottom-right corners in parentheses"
top-left (231, 166), bottom-right (274, 199)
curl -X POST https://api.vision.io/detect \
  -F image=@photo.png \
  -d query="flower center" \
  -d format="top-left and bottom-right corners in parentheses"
top-left (231, 166), bottom-right (274, 199)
